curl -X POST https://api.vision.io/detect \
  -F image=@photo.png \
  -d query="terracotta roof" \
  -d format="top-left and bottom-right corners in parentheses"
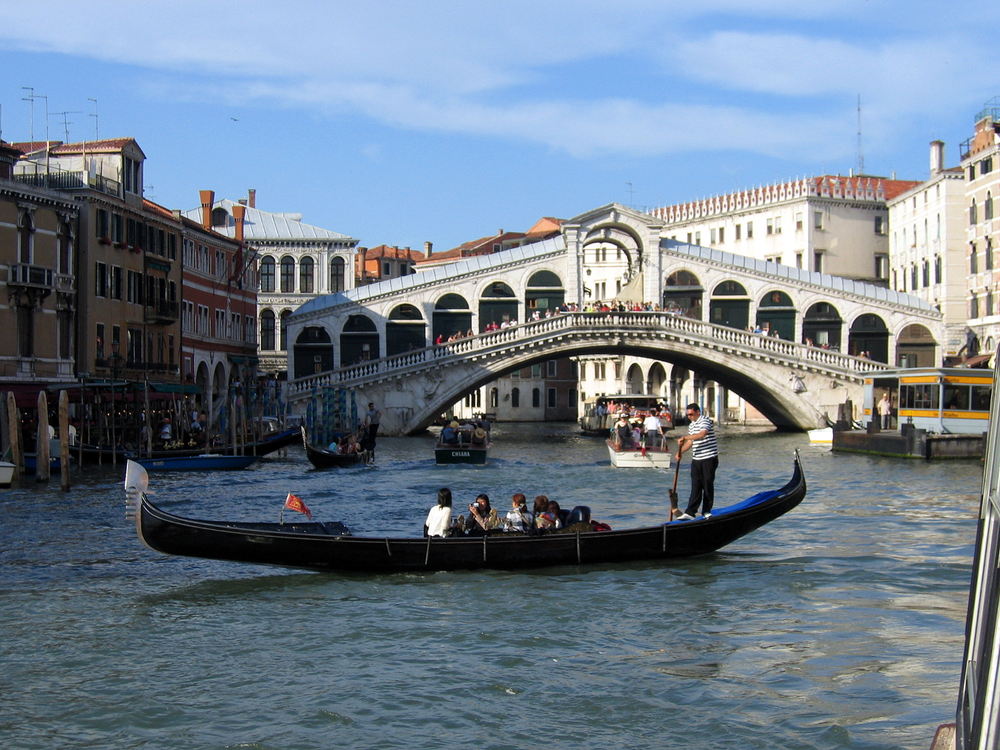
top-left (526, 217), bottom-right (563, 236)
top-left (10, 137), bottom-right (144, 158)
top-left (361, 244), bottom-right (426, 261)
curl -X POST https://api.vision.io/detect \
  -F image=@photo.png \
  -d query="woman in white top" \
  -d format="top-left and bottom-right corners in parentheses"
top-left (504, 493), bottom-right (531, 532)
top-left (424, 487), bottom-right (453, 537)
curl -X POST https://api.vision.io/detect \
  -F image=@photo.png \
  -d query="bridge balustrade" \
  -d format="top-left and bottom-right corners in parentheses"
top-left (289, 311), bottom-right (888, 397)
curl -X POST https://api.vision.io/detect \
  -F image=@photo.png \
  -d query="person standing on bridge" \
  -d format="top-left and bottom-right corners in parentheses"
top-left (674, 403), bottom-right (719, 521)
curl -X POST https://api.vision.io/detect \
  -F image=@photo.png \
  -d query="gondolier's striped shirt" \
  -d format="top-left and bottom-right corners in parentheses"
top-left (688, 415), bottom-right (718, 460)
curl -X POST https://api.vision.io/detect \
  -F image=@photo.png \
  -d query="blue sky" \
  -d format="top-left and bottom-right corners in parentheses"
top-left (1, 1), bottom-right (997, 252)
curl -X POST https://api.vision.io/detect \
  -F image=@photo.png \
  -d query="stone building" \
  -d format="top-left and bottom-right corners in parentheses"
top-left (183, 192), bottom-right (358, 375)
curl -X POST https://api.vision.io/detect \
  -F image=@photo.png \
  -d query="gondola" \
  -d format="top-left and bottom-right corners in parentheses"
top-left (301, 427), bottom-right (371, 468)
top-left (135, 454), bottom-right (259, 472)
top-left (124, 452), bottom-right (806, 573)
top-left (75, 426), bottom-right (300, 464)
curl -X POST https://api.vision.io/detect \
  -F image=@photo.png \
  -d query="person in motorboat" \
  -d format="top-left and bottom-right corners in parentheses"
top-left (466, 493), bottom-right (499, 535)
top-left (470, 426), bottom-right (488, 446)
top-left (424, 487), bottom-right (453, 537)
top-left (441, 421), bottom-right (460, 445)
top-left (503, 493), bottom-right (531, 532)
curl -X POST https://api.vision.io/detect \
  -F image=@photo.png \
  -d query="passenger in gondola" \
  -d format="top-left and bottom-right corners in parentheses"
top-left (424, 487), bottom-right (453, 538)
top-left (466, 493), bottom-right (499, 535)
top-left (536, 499), bottom-right (563, 530)
top-left (532, 494), bottom-right (549, 526)
top-left (503, 493), bottom-right (531, 532)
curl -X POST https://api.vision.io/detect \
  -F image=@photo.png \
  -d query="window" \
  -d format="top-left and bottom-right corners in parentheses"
top-left (111, 213), bottom-right (123, 243)
top-left (95, 262), bottom-right (108, 297)
top-left (568, 389), bottom-right (577, 408)
top-left (814, 211), bottom-right (824, 230)
top-left (546, 360), bottom-right (557, 377)
top-left (766, 218), bottom-right (774, 235)
top-left (595, 362), bottom-right (605, 379)
top-left (710, 228), bottom-right (717, 245)
top-left (532, 388), bottom-right (541, 408)
top-left (300, 256), bottom-right (314, 293)
top-left (280, 310), bottom-right (291, 350)
top-left (96, 323), bottom-right (105, 360)
top-left (982, 157), bottom-right (993, 176)
top-left (935, 255), bottom-right (942, 284)
top-left (910, 264), bottom-right (918, 289)
top-left (813, 252), bottom-right (823, 273)
top-left (215, 309), bottom-right (226, 338)
top-left (775, 217), bottom-right (782, 234)
top-left (922, 260), bottom-right (929, 287)
top-left (694, 232), bottom-right (701, 245)
top-left (971, 199), bottom-right (978, 225)
top-left (971, 293), bottom-right (979, 319)
top-left (718, 227), bottom-right (725, 243)
top-left (511, 387), bottom-right (520, 408)
top-left (795, 213), bottom-right (803, 231)
top-left (795, 252), bottom-right (802, 269)
top-left (110, 266), bottom-right (123, 300)
top-left (280, 256), bottom-right (295, 293)
top-left (971, 243), bottom-right (979, 274)
top-left (987, 192), bottom-right (994, 221)
top-left (746, 221), bottom-right (753, 239)
top-left (875, 254), bottom-right (888, 280)
top-left (988, 290), bottom-right (995, 317)
top-left (547, 387), bottom-right (556, 408)
top-left (96, 208), bottom-right (109, 240)
top-left (874, 215), bottom-right (885, 235)
top-left (260, 256), bottom-right (275, 292)
top-left (330, 257), bottom-right (346, 292)
top-left (735, 224), bottom-right (742, 240)
top-left (260, 310), bottom-right (275, 350)
top-left (988, 239), bottom-right (994, 271)
top-left (18, 210), bottom-right (33, 263)
top-left (531, 363), bottom-right (542, 378)
top-left (123, 157), bottom-right (141, 194)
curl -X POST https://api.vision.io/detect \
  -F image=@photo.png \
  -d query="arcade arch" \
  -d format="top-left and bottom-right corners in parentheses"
top-left (849, 313), bottom-right (889, 362)
top-left (896, 323), bottom-right (937, 368)
top-left (757, 290), bottom-right (795, 340)
top-left (433, 293), bottom-right (472, 341)
top-left (387, 304), bottom-right (426, 356)
top-left (526, 270), bottom-right (564, 314)
top-left (663, 270), bottom-right (703, 318)
top-left (802, 302), bottom-right (842, 349)
top-left (710, 280), bottom-right (750, 330)
top-left (479, 281), bottom-right (518, 330)
top-left (294, 326), bottom-right (334, 375)
top-left (341, 314), bottom-right (378, 365)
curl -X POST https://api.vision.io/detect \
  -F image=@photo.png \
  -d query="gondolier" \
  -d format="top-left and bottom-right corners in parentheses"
top-left (674, 403), bottom-right (719, 520)
top-left (363, 402), bottom-right (381, 453)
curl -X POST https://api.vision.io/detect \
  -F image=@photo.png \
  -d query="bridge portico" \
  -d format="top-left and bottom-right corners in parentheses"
top-left (287, 204), bottom-right (944, 434)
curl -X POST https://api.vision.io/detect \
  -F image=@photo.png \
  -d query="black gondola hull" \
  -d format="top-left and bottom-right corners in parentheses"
top-left (129, 455), bottom-right (806, 573)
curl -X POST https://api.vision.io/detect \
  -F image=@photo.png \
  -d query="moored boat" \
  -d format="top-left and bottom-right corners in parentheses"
top-left (75, 426), bottom-right (300, 464)
top-left (123, 452), bottom-right (806, 573)
top-left (807, 427), bottom-right (833, 445)
top-left (0, 460), bottom-right (14, 487)
top-left (135, 454), bottom-right (258, 472)
top-left (301, 427), bottom-right (371, 468)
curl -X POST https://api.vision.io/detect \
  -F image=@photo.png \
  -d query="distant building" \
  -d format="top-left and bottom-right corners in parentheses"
top-left (183, 192), bottom-right (359, 375)
top-left (414, 218), bottom-right (561, 272)
top-left (356, 244), bottom-right (424, 286)
top-left (886, 141), bottom-right (968, 362)
top-left (961, 98), bottom-right (1000, 356)
top-left (650, 175), bottom-right (920, 283)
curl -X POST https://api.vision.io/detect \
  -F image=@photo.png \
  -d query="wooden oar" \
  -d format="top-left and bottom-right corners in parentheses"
top-left (668, 449), bottom-right (682, 520)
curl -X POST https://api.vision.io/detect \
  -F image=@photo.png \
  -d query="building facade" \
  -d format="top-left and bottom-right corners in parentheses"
top-left (1, 141), bottom-right (80, 389)
top-left (182, 192), bottom-right (359, 375)
top-left (962, 99), bottom-right (1000, 355)
top-left (650, 175), bottom-right (920, 283)
top-left (887, 141), bottom-right (968, 360)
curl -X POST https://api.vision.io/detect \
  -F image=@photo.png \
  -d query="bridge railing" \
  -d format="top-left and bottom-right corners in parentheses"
top-left (289, 311), bottom-right (888, 397)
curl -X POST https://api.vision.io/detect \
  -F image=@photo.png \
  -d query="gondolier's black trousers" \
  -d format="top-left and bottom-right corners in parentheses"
top-left (685, 455), bottom-right (718, 516)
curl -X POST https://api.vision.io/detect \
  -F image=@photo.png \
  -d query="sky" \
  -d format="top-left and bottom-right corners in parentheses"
top-left (0, 0), bottom-right (997, 252)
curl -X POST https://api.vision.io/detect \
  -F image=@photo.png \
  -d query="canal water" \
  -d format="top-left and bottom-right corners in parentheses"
top-left (0, 423), bottom-right (981, 750)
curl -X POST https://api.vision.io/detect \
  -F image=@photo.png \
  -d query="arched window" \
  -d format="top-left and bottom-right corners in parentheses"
top-left (211, 207), bottom-right (228, 228)
top-left (18, 210), bottom-right (33, 263)
top-left (260, 310), bottom-right (276, 350)
top-left (987, 192), bottom-right (995, 221)
top-left (259, 256), bottom-right (275, 292)
top-left (299, 256), bottom-right (314, 294)
top-left (280, 310), bottom-right (291, 350)
top-left (970, 199), bottom-right (978, 226)
top-left (330, 257), bottom-right (346, 292)
top-left (280, 256), bottom-right (295, 293)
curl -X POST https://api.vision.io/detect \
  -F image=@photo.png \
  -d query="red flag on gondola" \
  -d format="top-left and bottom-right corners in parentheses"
top-left (284, 493), bottom-right (312, 520)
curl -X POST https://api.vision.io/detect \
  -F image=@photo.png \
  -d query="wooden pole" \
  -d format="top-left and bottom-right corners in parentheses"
top-left (6, 392), bottom-right (21, 481)
top-left (36, 390), bottom-right (50, 482)
top-left (59, 389), bottom-right (70, 491)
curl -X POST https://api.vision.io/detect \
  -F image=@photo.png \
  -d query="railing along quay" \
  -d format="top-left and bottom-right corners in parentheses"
top-left (289, 312), bottom-right (889, 398)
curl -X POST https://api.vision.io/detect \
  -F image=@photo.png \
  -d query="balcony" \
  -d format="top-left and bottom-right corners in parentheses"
top-left (54, 273), bottom-right (75, 294)
top-left (8, 263), bottom-right (54, 290)
top-left (144, 299), bottom-right (179, 324)
top-left (12, 165), bottom-right (121, 197)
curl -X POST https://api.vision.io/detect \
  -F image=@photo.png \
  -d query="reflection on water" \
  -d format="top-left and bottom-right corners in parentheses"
top-left (0, 423), bottom-right (980, 749)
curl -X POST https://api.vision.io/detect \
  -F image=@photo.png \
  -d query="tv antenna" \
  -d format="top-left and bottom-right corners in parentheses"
top-left (88, 98), bottom-right (100, 140)
top-left (52, 111), bottom-right (81, 141)
top-left (856, 94), bottom-right (864, 176)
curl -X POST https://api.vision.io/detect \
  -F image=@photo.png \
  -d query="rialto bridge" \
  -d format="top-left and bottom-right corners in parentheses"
top-left (285, 204), bottom-right (943, 435)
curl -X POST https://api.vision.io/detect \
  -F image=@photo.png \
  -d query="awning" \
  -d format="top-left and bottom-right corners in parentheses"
top-left (147, 382), bottom-right (201, 394)
top-left (962, 353), bottom-right (994, 368)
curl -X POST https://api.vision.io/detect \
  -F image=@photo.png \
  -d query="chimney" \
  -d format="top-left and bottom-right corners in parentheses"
top-left (424, 241), bottom-right (433, 257)
top-left (199, 189), bottom-right (215, 230)
top-left (233, 203), bottom-right (246, 243)
top-left (930, 140), bottom-right (945, 175)
top-left (238, 198), bottom-right (247, 206)
top-left (248, 188), bottom-right (256, 208)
